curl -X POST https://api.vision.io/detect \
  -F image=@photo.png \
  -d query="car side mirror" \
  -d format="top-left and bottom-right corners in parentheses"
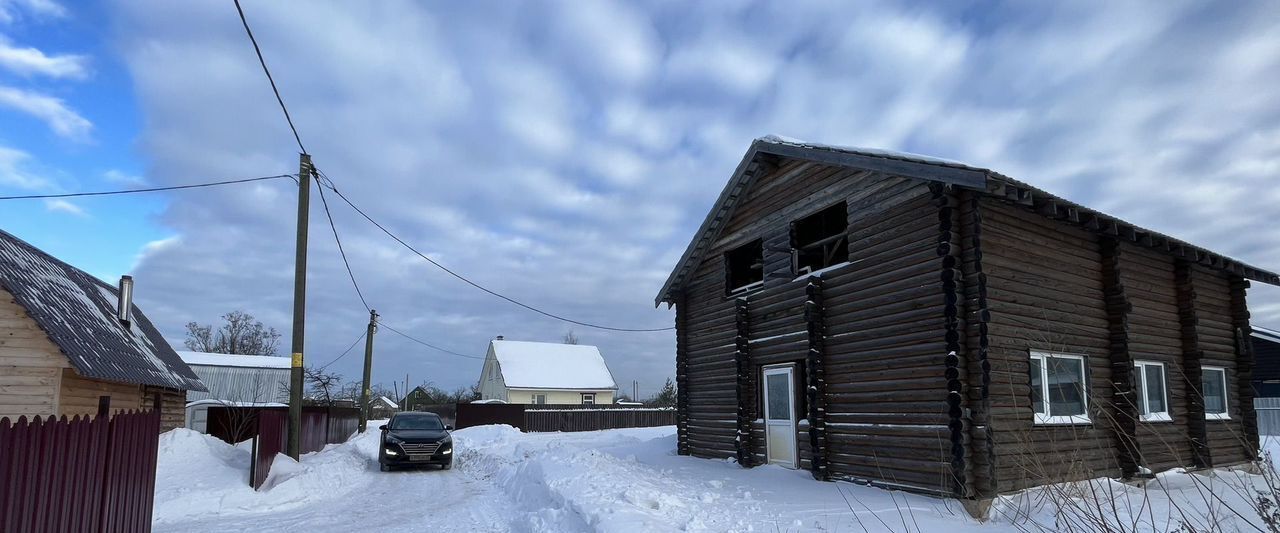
top-left (445, 425), bottom-right (453, 431)
top-left (379, 424), bottom-right (388, 431)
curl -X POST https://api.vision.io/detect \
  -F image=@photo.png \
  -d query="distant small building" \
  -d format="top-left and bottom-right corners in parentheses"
top-left (477, 339), bottom-right (618, 405)
top-left (369, 395), bottom-right (398, 419)
top-left (177, 351), bottom-right (291, 432)
top-left (0, 229), bottom-right (206, 432)
top-left (402, 386), bottom-right (435, 411)
top-left (1252, 326), bottom-right (1280, 397)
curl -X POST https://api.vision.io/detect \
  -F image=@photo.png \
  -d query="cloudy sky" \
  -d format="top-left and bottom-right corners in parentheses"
top-left (1, 0), bottom-right (1279, 398)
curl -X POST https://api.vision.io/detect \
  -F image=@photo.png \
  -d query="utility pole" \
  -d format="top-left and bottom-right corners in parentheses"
top-left (359, 309), bottom-right (378, 432)
top-left (287, 153), bottom-right (311, 460)
top-left (633, 380), bottom-right (637, 402)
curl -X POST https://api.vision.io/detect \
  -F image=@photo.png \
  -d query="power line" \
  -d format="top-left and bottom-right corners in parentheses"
top-left (313, 170), bottom-right (370, 312)
top-left (378, 321), bottom-right (485, 360)
top-left (315, 170), bottom-right (674, 333)
top-left (233, 0), bottom-right (306, 154)
top-left (319, 330), bottom-right (368, 370)
top-left (0, 174), bottom-right (295, 200)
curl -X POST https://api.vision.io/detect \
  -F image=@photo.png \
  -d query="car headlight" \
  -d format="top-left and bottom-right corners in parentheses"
top-left (441, 446), bottom-right (452, 455)
top-left (385, 448), bottom-right (399, 456)
top-left (385, 435), bottom-right (403, 445)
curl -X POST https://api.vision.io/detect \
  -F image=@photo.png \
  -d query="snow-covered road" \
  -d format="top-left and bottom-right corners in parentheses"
top-left (153, 423), bottom-right (973, 532)
top-left (152, 423), bottom-right (1280, 532)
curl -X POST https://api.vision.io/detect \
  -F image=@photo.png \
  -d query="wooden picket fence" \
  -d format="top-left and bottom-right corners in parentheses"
top-left (0, 402), bottom-right (160, 533)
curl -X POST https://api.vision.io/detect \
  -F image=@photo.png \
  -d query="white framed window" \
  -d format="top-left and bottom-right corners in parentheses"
top-left (532, 394), bottom-right (547, 405)
top-left (1133, 361), bottom-right (1171, 422)
top-left (581, 393), bottom-right (596, 405)
top-left (1029, 351), bottom-right (1090, 425)
top-left (1202, 366), bottom-right (1230, 420)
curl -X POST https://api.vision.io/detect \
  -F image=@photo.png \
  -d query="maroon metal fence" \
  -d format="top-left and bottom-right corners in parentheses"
top-left (249, 407), bottom-right (360, 489)
top-left (525, 407), bottom-right (676, 432)
top-left (0, 400), bottom-right (160, 533)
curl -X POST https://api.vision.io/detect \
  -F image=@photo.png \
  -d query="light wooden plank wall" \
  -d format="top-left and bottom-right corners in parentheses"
top-left (0, 287), bottom-right (69, 420)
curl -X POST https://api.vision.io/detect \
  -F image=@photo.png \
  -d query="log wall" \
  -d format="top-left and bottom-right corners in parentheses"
top-left (983, 196), bottom-right (1257, 491)
top-left (1195, 266), bottom-right (1252, 465)
top-left (675, 163), bottom-right (954, 493)
top-left (981, 197), bottom-right (1124, 492)
top-left (1121, 244), bottom-right (1195, 471)
top-left (674, 161), bottom-right (1264, 498)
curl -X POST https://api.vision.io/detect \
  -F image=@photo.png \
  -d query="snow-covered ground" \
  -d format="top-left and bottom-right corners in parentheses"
top-left (152, 424), bottom-right (1280, 532)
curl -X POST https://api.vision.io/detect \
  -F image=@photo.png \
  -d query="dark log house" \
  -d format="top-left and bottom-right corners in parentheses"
top-left (656, 136), bottom-right (1280, 508)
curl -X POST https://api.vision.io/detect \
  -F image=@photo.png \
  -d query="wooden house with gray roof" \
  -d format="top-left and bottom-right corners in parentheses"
top-left (0, 229), bottom-right (205, 431)
top-left (658, 136), bottom-right (1279, 506)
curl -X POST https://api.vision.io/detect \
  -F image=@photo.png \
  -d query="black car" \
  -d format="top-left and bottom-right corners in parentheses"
top-left (378, 412), bottom-right (454, 471)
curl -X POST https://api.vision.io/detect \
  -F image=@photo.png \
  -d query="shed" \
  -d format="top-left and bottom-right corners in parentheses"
top-left (659, 136), bottom-right (1280, 506)
top-left (369, 395), bottom-right (398, 419)
top-left (1252, 326), bottom-right (1280, 397)
top-left (176, 350), bottom-right (291, 432)
top-left (0, 228), bottom-right (206, 432)
top-left (477, 339), bottom-right (618, 405)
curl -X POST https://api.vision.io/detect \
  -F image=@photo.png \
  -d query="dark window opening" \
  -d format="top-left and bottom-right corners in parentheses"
top-left (725, 239), bottom-right (764, 295)
top-left (791, 202), bottom-right (848, 275)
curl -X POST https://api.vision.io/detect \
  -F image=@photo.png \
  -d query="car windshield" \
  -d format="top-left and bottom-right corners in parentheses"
top-left (390, 415), bottom-right (443, 430)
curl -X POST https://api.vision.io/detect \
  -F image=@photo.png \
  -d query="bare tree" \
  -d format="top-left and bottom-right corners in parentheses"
top-left (562, 330), bottom-right (579, 345)
top-left (304, 366), bottom-right (343, 406)
top-left (184, 310), bottom-right (282, 355)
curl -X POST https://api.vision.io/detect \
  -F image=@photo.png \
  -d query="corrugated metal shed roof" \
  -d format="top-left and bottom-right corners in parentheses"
top-left (182, 363), bottom-right (290, 404)
top-left (0, 229), bottom-right (206, 391)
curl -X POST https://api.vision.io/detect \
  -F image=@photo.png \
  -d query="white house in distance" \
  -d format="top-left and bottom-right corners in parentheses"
top-left (177, 350), bottom-right (290, 432)
top-left (478, 338), bottom-right (618, 404)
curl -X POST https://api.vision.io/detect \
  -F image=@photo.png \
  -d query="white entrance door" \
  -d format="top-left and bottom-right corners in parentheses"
top-left (763, 365), bottom-right (798, 468)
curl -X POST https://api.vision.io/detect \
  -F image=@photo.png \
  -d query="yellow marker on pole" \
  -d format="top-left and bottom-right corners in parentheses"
top-left (292, 352), bottom-right (303, 367)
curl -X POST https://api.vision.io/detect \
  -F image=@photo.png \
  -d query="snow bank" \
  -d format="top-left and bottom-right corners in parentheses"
top-left (153, 426), bottom-right (383, 528)
top-left (153, 425), bottom-right (1280, 533)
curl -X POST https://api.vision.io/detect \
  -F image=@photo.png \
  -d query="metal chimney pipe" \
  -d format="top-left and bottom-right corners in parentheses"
top-left (496, 335), bottom-right (504, 341)
top-left (117, 275), bottom-right (134, 327)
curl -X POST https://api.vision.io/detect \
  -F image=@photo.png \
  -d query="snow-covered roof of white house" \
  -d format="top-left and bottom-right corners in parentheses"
top-left (0, 229), bottom-right (206, 391)
top-left (489, 340), bottom-right (617, 390)
top-left (372, 395), bottom-right (399, 409)
top-left (177, 351), bottom-right (292, 369)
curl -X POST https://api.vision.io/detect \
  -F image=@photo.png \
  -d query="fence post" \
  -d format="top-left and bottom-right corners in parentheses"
top-left (97, 396), bottom-right (110, 418)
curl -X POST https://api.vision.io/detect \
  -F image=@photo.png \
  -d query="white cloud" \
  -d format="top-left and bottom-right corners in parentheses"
top-left (42, 197), bottom-right (85, 217)
top-left (0, 0), bottom-right (65, 23)
top-left (103, 169), bottom-right (146, 186)
top-left (0, 144), bottom-right (49, 189)
top-left (104, 0), bottom-right (1280, 397)
top-left (0, 85), bottom-right (91, 140)
top-left (0, 35), bottom-right (87, 78)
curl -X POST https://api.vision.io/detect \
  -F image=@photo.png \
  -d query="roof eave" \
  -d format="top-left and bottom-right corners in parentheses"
top-left (655, 143), bottom-right (764, 306)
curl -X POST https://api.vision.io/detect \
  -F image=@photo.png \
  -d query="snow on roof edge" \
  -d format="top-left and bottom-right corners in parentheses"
top-left (756, 134), bottom-right (978, 169)
top-left (177, 351), bottom-right (292, 369)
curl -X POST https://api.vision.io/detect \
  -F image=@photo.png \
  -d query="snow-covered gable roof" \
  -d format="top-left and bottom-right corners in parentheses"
top-left (490, 340), bottom-right (617, 390)
top-left (656, 135), bottom-right (1280, 305)
top-left (373, 396), bottom-right (398, 409)
top-left (0, 229), bottom-right (206, 391)
top-left (177, 351), bottom-right (291, 369)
